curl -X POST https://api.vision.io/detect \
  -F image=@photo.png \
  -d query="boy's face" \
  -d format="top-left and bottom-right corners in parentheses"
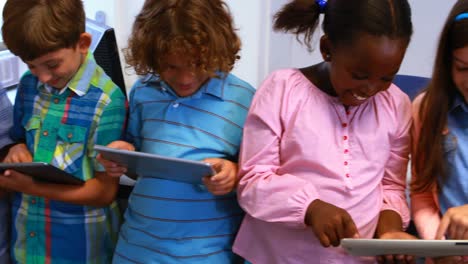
top-left (160, 53), bottom-right (210, 97)
top-left (25, 33), bottom-right (91, 90)
top-left (452, 45), bottom-right (468, 103)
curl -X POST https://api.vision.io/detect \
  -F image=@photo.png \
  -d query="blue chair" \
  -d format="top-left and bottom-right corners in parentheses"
top-left (393, 74), bottom-right (430, 101)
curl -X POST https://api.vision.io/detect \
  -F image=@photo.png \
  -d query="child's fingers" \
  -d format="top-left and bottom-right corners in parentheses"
top-left (317, 232), bottom-right (331, 248)
top-left (203, 177), bottom-right (235, 195)
top-left (343, 215), bottom-right (359, 238)
top-left (326, 228), bottom-right (340, 247)
top-left (436, 215), bottom-right (450, 239)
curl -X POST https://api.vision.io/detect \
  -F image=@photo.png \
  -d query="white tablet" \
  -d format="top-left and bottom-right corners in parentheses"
top-left (341, 238), bottom-right (468, 257)
top-left (0, 162), bottom-right (85, 185)
top-left (94, 145), bottom-right (215, 184)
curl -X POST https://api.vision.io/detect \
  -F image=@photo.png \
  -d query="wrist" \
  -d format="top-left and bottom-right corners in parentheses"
top-left (375, 210), bottom-right (403, 238)
top-left (304, 199), bottom-right (320, 226)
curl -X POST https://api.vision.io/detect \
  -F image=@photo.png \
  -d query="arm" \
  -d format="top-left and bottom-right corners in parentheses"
top-left (0, 170), bottom-right (117, 206)
top-left (410, 93), bottom-right (441, 239)
top-left (0, 86), bottom-right (127, 206)
top-left (378, 91), bottom-right (412, 232)
top-left (97, 82), bottom-right (140, 179)
top-left (237, 73), bottom-right (319, 228)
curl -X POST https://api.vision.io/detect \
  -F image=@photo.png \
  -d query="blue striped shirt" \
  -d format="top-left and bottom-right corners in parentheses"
top-left (113, 73), bottom-right (255, 264)
top-left (438, 93), bottom-right (468, 216)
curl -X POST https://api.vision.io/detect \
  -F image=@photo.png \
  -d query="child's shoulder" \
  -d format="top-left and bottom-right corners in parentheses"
top-left (257, 68), bottom-right (316, 98)
top-left (19, 71), bottom-right (39, 85)
top-left (128, 74), bottom-right (162, 100)
top-left (378, 83), bottom-right (412, 110)
top-left (221, 73), bottom-right (256, 99)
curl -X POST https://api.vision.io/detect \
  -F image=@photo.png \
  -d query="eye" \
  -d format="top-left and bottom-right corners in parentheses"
top-left (352, 73), bottom-right (368, 80)
top-left (47, 63), bottom-right (59, 69)
top-left (381, 76), bottom-right (395, 82)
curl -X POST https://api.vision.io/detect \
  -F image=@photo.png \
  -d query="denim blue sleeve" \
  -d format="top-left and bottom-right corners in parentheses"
top-left (0, 89), bottom-right (13, 148)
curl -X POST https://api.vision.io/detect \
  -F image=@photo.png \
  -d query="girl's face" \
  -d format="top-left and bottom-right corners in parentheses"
top-left (160, 53), bottom-right (210, 97)
top-left (327, 34), bottom-right (408, 106)
top-left (452, 45), bottom-right (468, 102)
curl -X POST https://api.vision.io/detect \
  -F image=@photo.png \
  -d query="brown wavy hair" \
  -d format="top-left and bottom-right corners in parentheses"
top-left (412, 0), bottom-right (468, 193)
top-left (124, 0), bottom-right (241, 77)
top-left (2, 0), bottom-right (85, 61)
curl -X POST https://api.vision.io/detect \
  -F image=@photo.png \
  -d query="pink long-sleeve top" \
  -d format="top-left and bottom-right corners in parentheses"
top-left (410, 93), bottom-right (441, 240)
top-left (233, 69), bottom-right (412, 264)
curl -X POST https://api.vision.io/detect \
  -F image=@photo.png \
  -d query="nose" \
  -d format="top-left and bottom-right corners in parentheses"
top-left (175, 69), bottom-right (195, 84)
top-left (34, 68), bottom-right (54, 84)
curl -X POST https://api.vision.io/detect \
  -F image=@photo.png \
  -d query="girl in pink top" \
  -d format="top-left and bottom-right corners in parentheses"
top-left (233, 0), bottom-right (416, 263)
top-left (411, 1), bottom-right (468, 263)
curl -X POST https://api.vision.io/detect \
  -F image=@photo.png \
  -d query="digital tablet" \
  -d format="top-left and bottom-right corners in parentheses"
top-left (0, 162), bottom-right (85, 185)
top-left (94, 145), bottom-right (215, 184)
top-left (341, 238), bottom-right (468, 257)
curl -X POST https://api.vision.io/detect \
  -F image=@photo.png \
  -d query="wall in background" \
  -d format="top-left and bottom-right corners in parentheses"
top-left (83, 0), bottom-right (267, 91)
top-left (1, 0), bottom-right (459, 99)
top-left (265, 0), bottom-right (455, 79)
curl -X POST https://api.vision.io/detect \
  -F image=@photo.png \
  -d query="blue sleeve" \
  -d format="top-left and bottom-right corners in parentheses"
top-left (0, 89), bottom-right (13, 148)
top-left (125, 81), bottom-right (142, 150)
top-left (9, 82), bottom-right (26, 143)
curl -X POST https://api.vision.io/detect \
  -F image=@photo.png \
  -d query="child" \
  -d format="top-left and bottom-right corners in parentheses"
top-left (411, 1), bottom-right (468, 263)
top-left (97, 0), bottom-right (255, 263)
top-left (233, 0), bottom-right (416, 263)
top-left (0, 89), bottom-right (13, 264)
top-left (0, 0), bottom-right (127, 263)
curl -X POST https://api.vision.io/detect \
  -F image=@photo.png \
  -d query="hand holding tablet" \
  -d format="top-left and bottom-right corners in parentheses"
top-left (94, 145), bottom-right (215, 184)
top-left (0, 162), bottom-right (84, 185)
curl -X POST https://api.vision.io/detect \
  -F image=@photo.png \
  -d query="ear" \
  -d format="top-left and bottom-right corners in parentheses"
top-left (77, 32), bottom-right (92, 55)
top-left (319, 35), bottom-right (332, 61)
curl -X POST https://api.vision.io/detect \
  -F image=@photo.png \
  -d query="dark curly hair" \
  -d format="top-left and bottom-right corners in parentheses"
top-left (125, 0), bottom-right (241, 77)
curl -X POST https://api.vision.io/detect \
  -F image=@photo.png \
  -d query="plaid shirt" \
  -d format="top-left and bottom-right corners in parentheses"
top-left (10, 52), bottom-right (127, 264)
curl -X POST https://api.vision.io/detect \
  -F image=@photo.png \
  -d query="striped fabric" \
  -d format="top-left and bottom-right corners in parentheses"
top-left (113, 73), bottom-right (255, 264)
top-left (9, 52), bottom-right (127, 264)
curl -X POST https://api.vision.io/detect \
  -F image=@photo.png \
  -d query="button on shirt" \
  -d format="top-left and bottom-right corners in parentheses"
top-left (234, 69), bottom-right (412, 264)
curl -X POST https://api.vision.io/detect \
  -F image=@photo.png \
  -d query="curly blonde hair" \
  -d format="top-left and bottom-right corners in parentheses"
top-left (125, 0), bottom-right (241, 77)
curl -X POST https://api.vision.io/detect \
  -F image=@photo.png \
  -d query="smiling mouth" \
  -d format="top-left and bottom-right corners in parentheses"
top-left (352, 93), bottom-right (368, 101)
